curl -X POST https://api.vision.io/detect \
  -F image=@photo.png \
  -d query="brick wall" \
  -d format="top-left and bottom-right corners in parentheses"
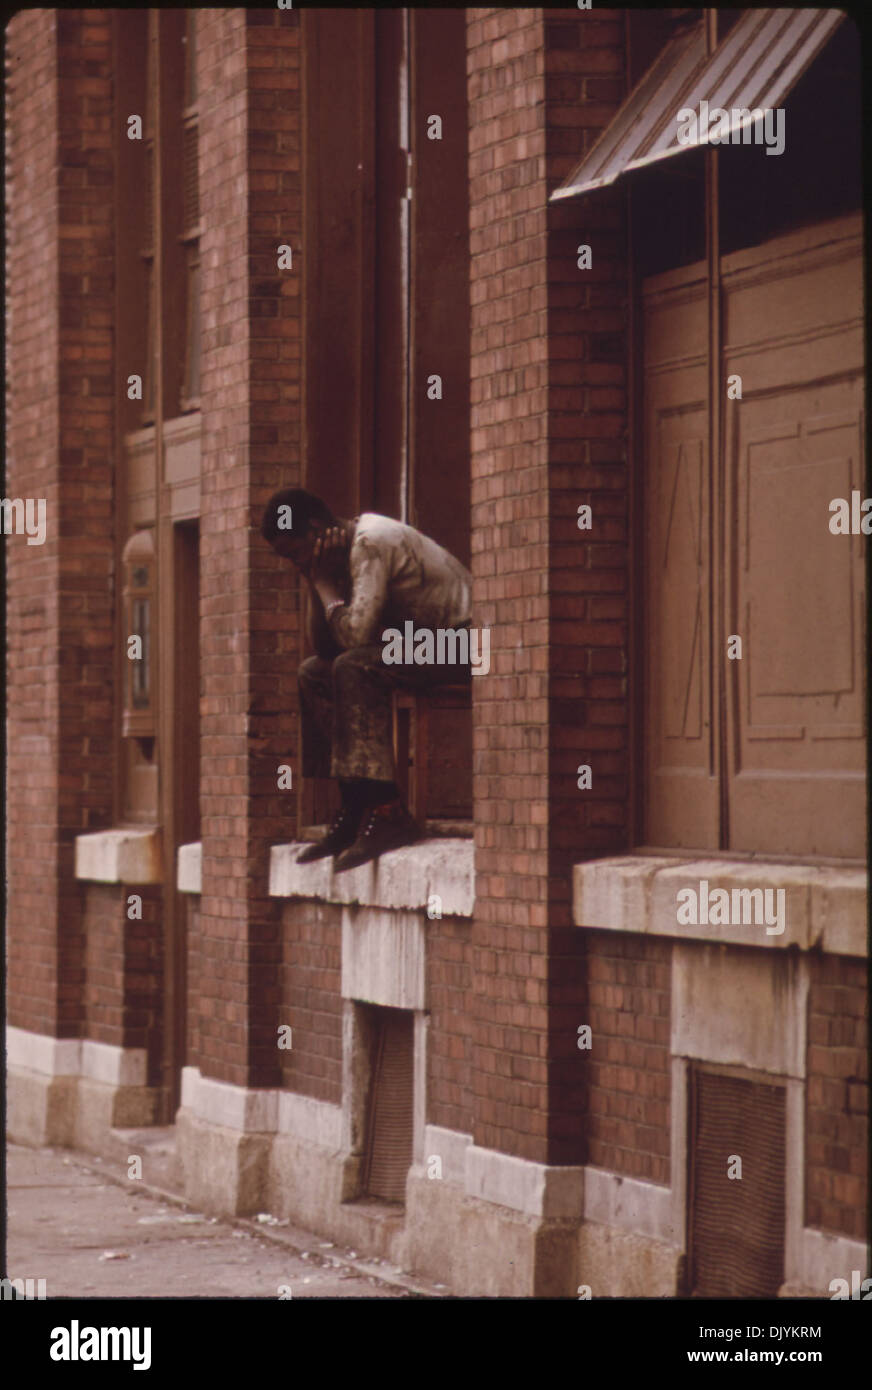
top-left (6, 9), bottom-right (115, 1041)
top-left (427, 918), bottom-right (473, 1134)
top-left (278, 901), bottom-right (342, 1106)
top-left (806, 953), bottom-right (868, 1240)
top-left (466, 6), bottom-right (627, 1163)
top-left (584, 933), bottom-right (670, 1183)
top-left (84, 885), bottom-right (163, 1086)
top-left (196, 6), bottom-right (303, 1089)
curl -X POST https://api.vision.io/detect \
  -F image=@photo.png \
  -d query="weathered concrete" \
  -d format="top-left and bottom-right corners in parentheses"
top-left (5, 1142), bottom-right (412, 1298)
top-left (74, 827), bottom-right (162, 884)
top-left (74, 1077), bottom-right (159, 1154)
top-left (406, 1168), bottom-right (577, 1296)
top-left (270, 837), bottom-right (474, 916)
top-left (576, 1221), bottom-right (684, 1298)
top-left (176, 840), bottom-right (202, 894)
top-left (176, 1109), bottom-right (272, 1217)
top-left (7, 1069), bottom-right (77, 1148)
top-left (341, 905), bottom-right (426, 1010)
top-left (574, 854), bottom-right (867, 955)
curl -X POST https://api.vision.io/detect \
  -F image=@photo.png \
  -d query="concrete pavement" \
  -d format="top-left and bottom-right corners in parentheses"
top-left (5, 1141), bottom-right (443, 1299)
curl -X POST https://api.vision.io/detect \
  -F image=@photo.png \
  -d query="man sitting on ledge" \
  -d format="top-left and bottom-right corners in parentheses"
top-left (261, 488), bottom-right (473, 871)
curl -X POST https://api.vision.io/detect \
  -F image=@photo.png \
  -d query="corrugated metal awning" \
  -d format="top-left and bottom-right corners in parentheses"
top-left (550, 8), bottom-right (845, 202)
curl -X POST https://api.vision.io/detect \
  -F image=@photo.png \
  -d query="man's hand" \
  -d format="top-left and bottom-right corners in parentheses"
top-left (310, 525), bottom-right (350, 608)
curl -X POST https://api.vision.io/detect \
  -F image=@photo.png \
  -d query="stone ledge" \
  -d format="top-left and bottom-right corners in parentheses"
top-left (574, 855), bottom-right (866, 956)
top-left (423, 1125), bottom-right (472, 1185)
top-left (180, 1066), bottom-right (343, 1148)
top-left (794, 1226), bottom-right (869, 1295)
top-left (75, 827), bottom-right (162, 885)
top-left (582, 1166), bottom-right (675, 1243)
top-left (81, 1039), bottom-right (148, 1088)
top-left (6, 1025), bottom-right (81, 1077)
top-left (177, 841), bottom-right (202, 895)
top-left (464, 1144), bottom-right (584, 1220)
top-left (269, 837), bottom-right (474, 916)
top-left (180, 1066), bottom-right (277, 1133)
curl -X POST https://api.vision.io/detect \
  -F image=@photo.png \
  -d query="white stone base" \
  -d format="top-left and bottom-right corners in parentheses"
top-left (6, 1026), bottom-right (159, 1152)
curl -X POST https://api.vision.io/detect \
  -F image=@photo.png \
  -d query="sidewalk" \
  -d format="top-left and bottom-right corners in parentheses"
top-left (6, 1141), bottom-right (443, 1299)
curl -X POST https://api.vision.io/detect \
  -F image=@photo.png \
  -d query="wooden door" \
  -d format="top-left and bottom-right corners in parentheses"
top-left (642, 215), bottom-right (865, 858)
top-left (643, 264), bottom-right (719, 849)
top-left (722, 217), bottom-right (865, 858)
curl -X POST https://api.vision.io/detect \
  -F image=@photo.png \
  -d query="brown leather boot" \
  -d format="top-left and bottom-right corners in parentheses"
top-left (333, 801), bottom-right (420, 872)
top-left (296, 803), bottom-right (363, 863)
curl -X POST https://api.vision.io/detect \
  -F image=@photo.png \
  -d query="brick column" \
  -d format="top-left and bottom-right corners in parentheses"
top-left (467, 7), bottom-right (628, 1165)
top-left (6, 10), bottom-right (115, 1048)
top-left (195, 7), bottom-right (303, 1092)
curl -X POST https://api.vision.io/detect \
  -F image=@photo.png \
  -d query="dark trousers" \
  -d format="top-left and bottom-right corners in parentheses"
top-left (299, 644), bottom-right (471, 783)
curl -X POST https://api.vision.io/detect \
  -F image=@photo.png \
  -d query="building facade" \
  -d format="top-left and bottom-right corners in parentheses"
top-left (5, 7), bottom-right (867, 1297)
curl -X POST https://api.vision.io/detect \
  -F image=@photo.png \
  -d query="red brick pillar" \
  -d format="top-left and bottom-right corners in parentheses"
top-left (467, 7), bottom-right (628, 1165)
top-left (195, 7), bottom-right (303, 1091)
top-left (6, 10), bottom-right (115, 1049)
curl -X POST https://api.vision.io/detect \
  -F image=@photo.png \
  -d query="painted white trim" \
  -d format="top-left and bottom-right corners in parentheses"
top-left (177, 841), bottom-right (202, 895)
top-left (341, 906), bottom-right (426, 1010)
top-left (75, 828), bottom-right (162, 885)
top-left (423, 1125), bottom-right (472, 1186)
top-left (464, 1144), bottom-right (584, 1219)
top-left (80, 1039), bottom-right (147, 1088)
top-left (582, 1166), bottom-right (676, 1244)
top-left (574, 855), bottom-right (866, 956)
top-left (6, 1025), bottom-right (81, 1077)
top-left (269, 838), bottom-right (474, 917)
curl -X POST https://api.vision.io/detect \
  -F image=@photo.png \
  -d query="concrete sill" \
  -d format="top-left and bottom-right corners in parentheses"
top-left (177, 842), bottom-right (202, 895)
top-left (74, 828), bottom-right (161, 885)
top-left (269, 838), bottom-right (474, 917)
top-left (573, 853), bottom-right (866, 956)
top-left (302, 818), bottom-right (472, 842)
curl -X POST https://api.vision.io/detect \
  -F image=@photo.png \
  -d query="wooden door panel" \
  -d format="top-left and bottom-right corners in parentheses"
top-left (724, 228), bottom-right (865, 857)
top-left (644, 363), bottom-right (719, 849)
top-left (726, 380), bottom-right (865, 856)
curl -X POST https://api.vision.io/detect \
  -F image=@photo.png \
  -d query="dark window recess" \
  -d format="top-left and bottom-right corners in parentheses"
top-left (688, 1069), bottom-right (786, 1298)
top-left (719, 20), bottom-right (861, 255)
top-left (183, 122), bottom-right (199, 228)
top-left (631, 146), bottom-right (706, 280)
top-left (362, 1007), bottom-right (414, 1204)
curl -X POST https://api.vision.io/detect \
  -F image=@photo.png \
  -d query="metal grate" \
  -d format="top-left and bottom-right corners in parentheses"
top-left (689, 1069), bottom-right (786, 1297)
top-left (363, 1008), bottom-right (414, 1205)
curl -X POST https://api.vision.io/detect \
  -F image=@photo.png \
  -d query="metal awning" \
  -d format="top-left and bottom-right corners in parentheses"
top-left (550, 8), bottom-right (845, 202)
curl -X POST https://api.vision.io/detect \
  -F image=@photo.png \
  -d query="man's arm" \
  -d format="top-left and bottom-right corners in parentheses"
top-left (305, 580), bottom-right (343, 660)
top-left (311, 527), bottom-right (389, 649)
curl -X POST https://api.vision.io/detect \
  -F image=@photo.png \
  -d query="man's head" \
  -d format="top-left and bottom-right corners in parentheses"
top-left (261, 488), bottom-right (336, 572)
